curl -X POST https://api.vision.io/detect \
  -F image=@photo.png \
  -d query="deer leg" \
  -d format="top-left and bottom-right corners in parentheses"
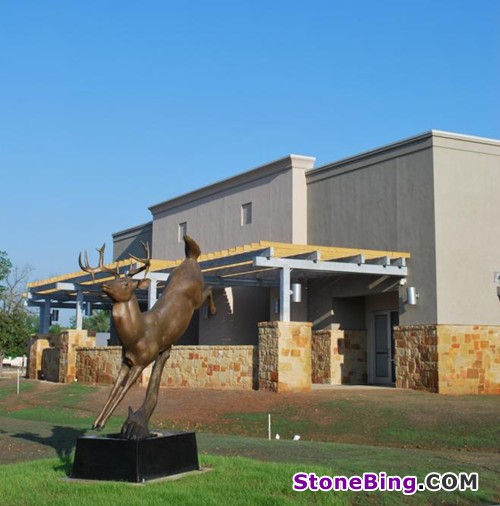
top-left (200, 287), bottom-right (217, 315)
top-left (93, 362), bottom-right (130, 430)
top-left (121, 347), bottom-right (172, 440)
top-left (96, 364), bottom-right (145, 430)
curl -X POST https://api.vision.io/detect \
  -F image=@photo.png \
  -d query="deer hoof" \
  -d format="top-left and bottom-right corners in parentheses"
top-left (120, 407), bottom-right (150, 440)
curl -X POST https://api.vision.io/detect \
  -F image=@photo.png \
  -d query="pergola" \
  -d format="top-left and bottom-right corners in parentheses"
top-left (27, 241), bottom-right (410, 331)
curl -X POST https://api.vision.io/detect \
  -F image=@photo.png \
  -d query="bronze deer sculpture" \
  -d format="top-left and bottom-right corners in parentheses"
top-left (79, 236), bottom-right (216, 440)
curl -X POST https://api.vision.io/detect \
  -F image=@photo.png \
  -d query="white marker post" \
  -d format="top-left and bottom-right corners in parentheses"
top-left (17, 367), bottom-right (20, 395)
top-left (268, 414), bottom-right (271, 440)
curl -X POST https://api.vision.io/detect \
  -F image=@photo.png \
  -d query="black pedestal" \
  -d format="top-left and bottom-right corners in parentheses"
top-left (72, 431), bottom-right (199, 483)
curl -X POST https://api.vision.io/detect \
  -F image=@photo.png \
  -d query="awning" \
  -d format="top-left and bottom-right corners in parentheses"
top-left (28, 240), bottom-right (409, 328)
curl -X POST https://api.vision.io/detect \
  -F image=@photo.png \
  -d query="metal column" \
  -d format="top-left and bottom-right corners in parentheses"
top-left (280, 267), bottom-right (291, 322)
top-left (148, 279), bottom-right (158, 309)
top-left (75, 290), bottom-right (84, 330)
top-left (40, 299), bottom-right (51, 333)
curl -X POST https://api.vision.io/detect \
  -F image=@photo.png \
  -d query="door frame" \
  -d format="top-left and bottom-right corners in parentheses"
top-left (370, 310), bottom-right (398, 384)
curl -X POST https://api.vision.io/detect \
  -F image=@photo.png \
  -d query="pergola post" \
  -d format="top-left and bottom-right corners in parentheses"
top-left (75, 290), bottom-right (84, 330)
top-left (280, 267), bottom-right (291, 322)
top-left (40, 299), bottom-right (51, 333)
top-left (148, 279), bottom-right (158, 309)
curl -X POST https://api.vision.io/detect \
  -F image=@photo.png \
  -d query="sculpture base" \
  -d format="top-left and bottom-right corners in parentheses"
top-left (71, 431), bottom-right (199, 483)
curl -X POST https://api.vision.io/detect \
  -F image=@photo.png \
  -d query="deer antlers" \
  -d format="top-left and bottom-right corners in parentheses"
top-left (128, 242), bottom-right (151, 277)
top-left (79, 242), bottom-right (150, 282)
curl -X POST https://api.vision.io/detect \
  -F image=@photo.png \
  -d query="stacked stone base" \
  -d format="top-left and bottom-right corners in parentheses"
top-left (146, 346), bottom-right (257, 390)
top-left (26, 323), bottom-right (500, 395)
top-left (30, 335), bottom-right (257, 391)
top-left (311, 329), bottom-right (367, 385)
top-left (28, 330), bottom-right (96, 383)
top-left (395, 324), bottom-right (500, 394)
top-left (258, 321), bottom-right (312, 392)
top-left (76, 347), bottom-right (123, 385)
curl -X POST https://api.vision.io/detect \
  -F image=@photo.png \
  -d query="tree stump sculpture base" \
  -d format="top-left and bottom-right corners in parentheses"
top-left (72, 431), bottom-right (199, 483)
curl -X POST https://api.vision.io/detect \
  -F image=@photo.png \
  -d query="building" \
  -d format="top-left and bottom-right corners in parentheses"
top-left (28, 131), bottom-right (500, 394)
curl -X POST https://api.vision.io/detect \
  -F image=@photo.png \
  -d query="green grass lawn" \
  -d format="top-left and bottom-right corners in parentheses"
top-left (0, 379), bottom-right (498, 505)
top-left (0, 447), bottom-right (496, 505)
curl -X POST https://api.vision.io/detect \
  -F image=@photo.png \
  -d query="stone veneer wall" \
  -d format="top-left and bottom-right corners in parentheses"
top-left (158, 346), bottom-right (257, 390)
top-left (437, 325), bottom-right (500, 395)
top-left (76, 347), bottom-right (123, 385)
top-left (28, 331), bottom-right (96, 383)
top-left (311, 329), bottom-right (367, 385)
top-left (41, 347), bottom-right (60, 382)
top-left (394, 325), bottom-right (438, 392)
top-left (395, 325), bottom-right (500, 394)
top-left (258, 321), bottom-right (312, 392)
top-left (75, 345), bottom-right (257, 390)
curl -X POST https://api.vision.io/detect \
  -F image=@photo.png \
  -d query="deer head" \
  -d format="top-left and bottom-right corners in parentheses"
top-left (79, 242), bottom-right (151, 303)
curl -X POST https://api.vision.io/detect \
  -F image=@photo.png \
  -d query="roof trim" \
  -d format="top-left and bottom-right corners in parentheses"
top-left (148, 154), bottom-right (315, 216)
top-left (112, 221), bottom-right (152, 240)
top-left (307, 130), bottom-right (500, 183)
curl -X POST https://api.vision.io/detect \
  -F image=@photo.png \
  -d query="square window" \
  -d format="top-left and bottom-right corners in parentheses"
top-left (178, 222), bottom-right (187, 242)
top-left (241, 202), bottom-right (252, 226)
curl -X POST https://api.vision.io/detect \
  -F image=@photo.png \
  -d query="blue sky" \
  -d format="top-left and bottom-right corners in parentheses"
top-left (1, 0), bottom-right (498, 282)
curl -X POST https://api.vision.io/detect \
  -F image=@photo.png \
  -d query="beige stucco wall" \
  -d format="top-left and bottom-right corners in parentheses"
top-left (433, 134), bottom-right (500, 325)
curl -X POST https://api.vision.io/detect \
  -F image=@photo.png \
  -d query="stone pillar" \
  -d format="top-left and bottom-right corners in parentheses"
top-left (312, 329), bottom-right (341, 384)
top-left (312, 329), bottom-right (367, 385)
top-left (258, 321), bottom-right (312, 392)
top-left (57, 330), bottom-right (96, 383)
top-left (27, 335), bottom-right (51, 379)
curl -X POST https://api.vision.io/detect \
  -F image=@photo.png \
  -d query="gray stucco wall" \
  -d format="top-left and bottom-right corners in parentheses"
top-left (149, 155), bottom-right (314, 260)
top-left (198, 287), bottom-right (268, 345)
top-left (113, 222), bottom-right (153, 261)
top-left (307, 134), bottom-right (437, 326)
top-left (433, 134), bottom-right (500, 325)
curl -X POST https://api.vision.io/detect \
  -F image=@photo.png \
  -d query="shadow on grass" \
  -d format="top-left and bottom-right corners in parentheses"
top-left (12, 426), bottom-right (86, 474)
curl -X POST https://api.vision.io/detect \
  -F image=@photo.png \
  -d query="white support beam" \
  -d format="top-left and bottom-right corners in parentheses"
top-left (336, 254), bottom-right (365, 264)
top-left (56, 282), bottom-right (78, 291)
top-left (131, 272), bottom-right (170, 281)
top-left (254, 256), bottom-right (408, 277)
top-left (198, 247), bottom-right (274, 271)
top-left (148, 279), bottom-right (158, 309)
top-left (280, 267), bottom-right (291, 322)
top-left (391, 258), bottom-right (406, 267)
top-left (75, 290), bottom-right (84, 330)
top-left (287, 250), bottom-right (321, 261)
top-left (366, 256), bottom-right (391, 266)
